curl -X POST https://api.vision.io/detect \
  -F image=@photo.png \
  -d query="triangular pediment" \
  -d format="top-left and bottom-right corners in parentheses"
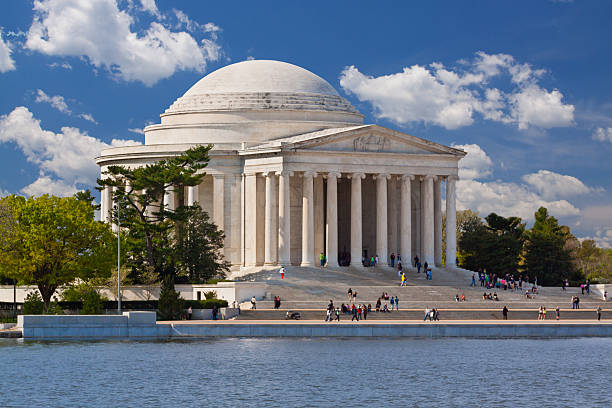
top-left (269, 125), bottom-right (465, 156)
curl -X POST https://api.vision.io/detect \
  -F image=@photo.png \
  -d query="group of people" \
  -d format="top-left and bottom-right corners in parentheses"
top-left (423, 307), bottom-right (440, 321)
top-left (571, 296), bottom-right (581, 309)
top-left (454, 293), bottom-right (467, 302)
top-left (476, 270), bottom-right (531, 291)
top-left (482, 292), bottom-right (499, 301)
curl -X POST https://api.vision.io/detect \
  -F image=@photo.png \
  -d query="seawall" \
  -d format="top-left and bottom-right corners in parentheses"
top-left (16, 314), bottom-right (612, 340)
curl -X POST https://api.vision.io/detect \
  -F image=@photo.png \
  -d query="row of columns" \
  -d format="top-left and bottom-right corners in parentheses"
top-left (258, 171), bottom-right (457, 269)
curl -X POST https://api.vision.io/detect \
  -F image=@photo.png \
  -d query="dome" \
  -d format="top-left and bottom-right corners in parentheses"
top-left (146, 60), bottom-right (363, 146)
top-left (164, 60), bottom-right (359, 115)
top-left (184, 60), bottom-right (340, 96)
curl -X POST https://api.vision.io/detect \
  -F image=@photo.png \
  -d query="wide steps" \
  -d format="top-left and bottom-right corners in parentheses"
top-left (236, 309), bottom-right (608, 321)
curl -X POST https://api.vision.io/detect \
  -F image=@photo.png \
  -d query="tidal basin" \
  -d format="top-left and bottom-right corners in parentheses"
top-left (1, 337), bottom-right (610, 407)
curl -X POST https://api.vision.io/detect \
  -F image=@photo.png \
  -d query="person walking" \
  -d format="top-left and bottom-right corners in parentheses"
top-left (279, 266), bottom-right (286, 280)
top-left (363, 304), bottom-right (368, 320)
top-left (320, 252), bottom-right (326, 267)
top-left (471, 274), bottom-right (476, 287)
top-left (424, 307), bottom-right (431, 321)
top-left (395, 295), bottom-right (399, 311)
top-left (348, 288), bottom-right (353, 302)
top-left (502, 305), bottom-right (508, 320)
top-left (187, 306), bottom-right (193, 320)
top-left (390, 253), bottom-right (395, 268)
top-left (597, 305), bottom-right (602, 321)
top-left (401, 272), bottom-right (406, 287)
top-left (335, 307), bottom-right (341, 322)
top-left (251, 296), bottom-right (257, 310)
top-left (604, 291), bottom-right (608, 302)
top-left (351, 305), bottom-right (358, 321)
top-left (390, 296), bottom-right (395, 312)
top-left (555, 306), bottom-right (560, 320)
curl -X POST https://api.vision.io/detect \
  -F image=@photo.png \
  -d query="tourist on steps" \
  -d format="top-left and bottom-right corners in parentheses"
top-left (251, 296), bottom-right (257, 309)
top-left (502, 306), bottom-right (508, 320)
top-left (279, 266), bottom-right (285, 279)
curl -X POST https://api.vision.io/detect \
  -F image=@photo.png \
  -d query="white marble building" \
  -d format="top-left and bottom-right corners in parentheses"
top-left (96, 60), bottom-right (465, 270)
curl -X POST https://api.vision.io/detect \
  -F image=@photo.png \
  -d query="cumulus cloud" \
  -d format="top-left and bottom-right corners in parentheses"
top-left (340, 51), bottom-right (574, 130)
top-left (451, 143), bottom-right (493, 180)
top-left (25, 0), bottom-right (221, 86)
top-left (48, 61), bottom-right (72, 69)
top-left (592, 127), bottom-right (612, 143)
top-left (0, 106), bottom-right (139, 197)
top-left (522, 170), bottom-right (598, 201)
top-left (454, 143), bottom-right (593, 220)
top-left (35, 89), bottom-right (70, 113)
top-left (35, 89), bottom-right (97, 124)
top-left (140, 0), bottom-right (161, 18)
top-left (0, 30), bottom-right (16, 73)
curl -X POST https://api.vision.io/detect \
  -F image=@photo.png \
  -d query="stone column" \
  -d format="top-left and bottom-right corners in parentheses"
top-left (244, 174), bottom-right (258, 267)
top-left (264, 172), bottom-right (278, 265)
top-left (400, 175), bottom-right (413, 268)
top-left (423, 175), bottom-right (435, 267)
top-left (350, 172), bottom-right (365, 267)
top-left (375, 174), bottom-right (389, 265)
top-left (388, 177), bottom-right (398, 257)
top-left (326, 172), bottom-right (340, 267)
top-left (434, 177), bottom-right (443, 267)
top-left (301, 171), bottom-right (316, 267)
top-left (446, 176), bottom-right (458, 268)
top-left (164, 186), bottom-right (175, 212)
top-left (102, 185), bottom-right (112, 223)
top-left (213, 175), bottom-right (224, 231)
top-left (277, 171), bottom-right (292, 266)
top-left (187, 185), bottom-right (199, 206)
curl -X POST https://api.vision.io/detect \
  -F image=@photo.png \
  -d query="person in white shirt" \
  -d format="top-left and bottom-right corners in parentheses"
top-left (279, 266), bottom-right (285, 279)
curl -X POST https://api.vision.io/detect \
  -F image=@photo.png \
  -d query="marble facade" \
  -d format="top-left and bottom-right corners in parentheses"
top-left (97, 60), bottom-right (465, 270)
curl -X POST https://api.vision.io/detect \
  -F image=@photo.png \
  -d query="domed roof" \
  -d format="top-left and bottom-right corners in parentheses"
top-left (183, 60), bottom-right (340, 97)
top-left (165, 60), bottom-right (359, 115)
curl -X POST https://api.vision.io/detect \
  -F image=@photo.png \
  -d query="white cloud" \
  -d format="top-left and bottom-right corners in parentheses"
top-left (340, 51), bottom-right (574, 130)
top-left (128, 127), bottom-right (145, 135)
top-left (593, 127), bottom-right (612, 143)
top-left (140, 0), bottom-right (161, 18)
top-left (0, 30), bottom-right (17, 73)
top-left (35, 89), bottom-right (70, 114)
top-left (455, 143), bottom-right (586, 220)
top-left (510, 85), bottom-right (574, 130)
top-left (451, 143), bottom-right (493, 180)
top-left (35, 89), bottom-right (98, 124)
top-left (48, 61), bottom-right (72, 69)
top-left (78, 113), bottom-right (98, 124)
top-left (25, 0), bottom-right (221, 86)
top-left (0, 106), bottom-right (139, 197)
top-left (522, 170), bottom-right (598, 201)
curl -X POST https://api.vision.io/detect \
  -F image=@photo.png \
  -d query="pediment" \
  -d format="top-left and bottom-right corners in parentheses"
top-left (277, 125), bottom-right (465, 156)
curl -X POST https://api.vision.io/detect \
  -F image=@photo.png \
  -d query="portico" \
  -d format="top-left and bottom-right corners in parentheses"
top-left (96, 60), bottom-right (465, 272)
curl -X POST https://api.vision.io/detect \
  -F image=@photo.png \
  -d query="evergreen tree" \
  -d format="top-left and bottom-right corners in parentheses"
top-left (523, 207), bottom-right (574, 285)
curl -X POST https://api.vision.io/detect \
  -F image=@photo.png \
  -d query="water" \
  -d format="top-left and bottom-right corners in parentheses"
top-left (1, 338), bottom-right (610, 407)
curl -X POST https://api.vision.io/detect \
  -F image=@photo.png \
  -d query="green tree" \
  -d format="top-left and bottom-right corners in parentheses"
top-left (443, 209), bottom-right (482, 266)
top-left (523, 207), bottom-right (574, 286)
top-left (0, 195), bottom-right (115, 312)
top-left (458, 212), bottom-right (524, 276)
top-left (573, 240), bottom-right (612, 284)
top-left (97, 145), bottom-right (213, 281)
top-left (174, 205), bottom-right (229, 283)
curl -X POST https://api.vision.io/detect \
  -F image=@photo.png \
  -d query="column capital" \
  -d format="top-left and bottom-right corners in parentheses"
top-left (262, 171), bottom-right (276, 178)
top-left (348, 172), bottom-right (365, 179)
top-left (401, 174), bottom-right (415, 181)
top-left (275, 170), bottom-right (294, 177)
top-left (302, 170), bottom-right (317, 178)
top-left (212, 173), bottom-right (225, 179)
top-left (324, 171), bottom-right (342, 179)
top-left (423, 174), bottom-right (436, 181)
top-left (373, 173), bottom-right (391, 180)
top-left (447, 175), bottom-right (459, 182)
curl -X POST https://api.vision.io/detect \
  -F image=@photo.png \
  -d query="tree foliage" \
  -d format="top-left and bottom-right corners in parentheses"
top-left (523, 207), bottom-right (575, 286)
top-left (458, 212), bottom-right (524, 275)
top-left (0, 195), bottom-right (115, 312)
top-left (97, 145), bottom-right (228, 289)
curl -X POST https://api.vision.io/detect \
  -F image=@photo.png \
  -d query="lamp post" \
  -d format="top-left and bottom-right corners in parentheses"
top-left (115, 197), bottom-right (122, 315)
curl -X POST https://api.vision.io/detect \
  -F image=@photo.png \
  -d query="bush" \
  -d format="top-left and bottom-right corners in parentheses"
top-left (23, 291), bottom-right (44, 315)
top-left (183, 299), bottom-right (228, 309)
top-left (81, 291), bottom-right (105, 315)
top-left (158, 278), bottom-right (184, 320)
top-left (203, 290), bottom-right (217, 300)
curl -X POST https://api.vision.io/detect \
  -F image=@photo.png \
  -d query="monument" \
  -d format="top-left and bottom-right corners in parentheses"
top-left (96, 60), bottom-right (465, 270)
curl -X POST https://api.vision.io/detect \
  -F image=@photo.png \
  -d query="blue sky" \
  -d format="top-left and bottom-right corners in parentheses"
top-left (1, 0), bottom-right (612, 246)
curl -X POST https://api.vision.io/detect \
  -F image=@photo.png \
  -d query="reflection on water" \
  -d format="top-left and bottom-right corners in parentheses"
top-left (1, 338), bottom-right (610, 407)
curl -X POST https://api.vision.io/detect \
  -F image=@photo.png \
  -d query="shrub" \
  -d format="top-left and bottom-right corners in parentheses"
top-left (183, 299), bottom-right (228, 309)
top-left (203, 290), bottom-right (217, 300)
top-left (81, 290), bottom-right (105, 315)
top-left (158, 278), bottom-right (184, 320)
top-left (23, 291), bottom-right (44, 315)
